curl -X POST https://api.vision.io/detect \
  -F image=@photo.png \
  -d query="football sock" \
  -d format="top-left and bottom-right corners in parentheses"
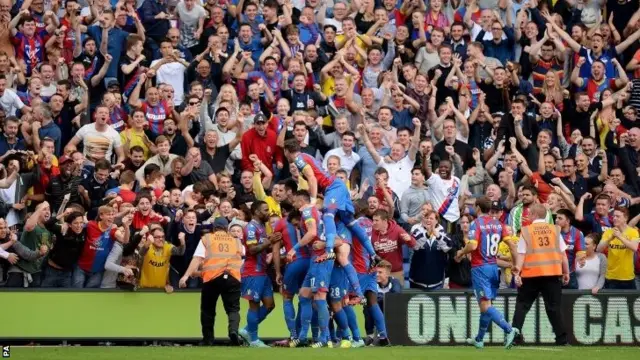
top-left (368, 303), bottom-right (387, 338)
top-left (476, 312), bottom-right (491, 342)
top-left (298, 297), bottom-right (312, 342)
top-left (315, 299), bottom-right (330, 343)
top-left (283, 298), bottom-right (297, 338)
top-left (487, 306), bottom-right (512, 333)
top-left (344, 306), bottom-right (361, 341)
top-left (246, 308), bottom-right (259, 342)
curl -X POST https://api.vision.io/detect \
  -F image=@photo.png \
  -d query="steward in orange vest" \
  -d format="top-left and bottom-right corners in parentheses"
top-left (520, 222), bottom-right (563, 278)
top-left (509, 204), bottom-right (570, 346)
top-left (179, 217), bottom-right (243, 346)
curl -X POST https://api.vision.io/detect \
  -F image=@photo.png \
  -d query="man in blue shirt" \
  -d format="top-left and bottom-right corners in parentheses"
top-left (85, 9), bottom-right (145, 85)
top-left (236, 23), bottom-right (270, 68)
top-left (475, 19), bottom-right (515, 65)
top-left (0, 117), bottom-right (26, 160)
top-left (32, 103), bottom-right (63, 156)
top-left (140, 0), bottom-right (171, 57)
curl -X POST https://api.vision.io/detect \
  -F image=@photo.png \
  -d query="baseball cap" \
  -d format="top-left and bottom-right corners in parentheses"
top-left (212, 217), bottom-right (229, 230)
top-left (490, 201), bottom-right (503, 211)
top-left (107, 79), bottom-right (120, 89)
top-left (254, 112), bottom-right (267, 124)
top-left (59, 155), bottom-right (74, 165)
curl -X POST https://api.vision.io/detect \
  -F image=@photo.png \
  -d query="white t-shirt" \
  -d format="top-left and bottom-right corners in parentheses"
top-left (576, 255), bottom-right (601, 290)
top-left (40, 83), bottom-right (57, 97)
top-left (151, 60), bottom-right (187, 106)
top-left (426, 173), bottom-right (461, 223)
top-left (181, 184), bottom-right (194, 203)
top-left (323, 148), bottom-right (361, 177)
top-left (0, 180), bottom-right (19, 227)
top-left (471, 22), bottom-right (508, 42)
top-left (324, 18), bottom-right (343, 34)
top-left (379, 155), bottom-right (415, 198)
top-left (75, 123), bottom-right (122, 162)
top-left (0, 89), bottom-right (25, 116)
top-left (176, 2), bottom-right (207, 48)
top-left (194, 240), bottom-right (206, 258)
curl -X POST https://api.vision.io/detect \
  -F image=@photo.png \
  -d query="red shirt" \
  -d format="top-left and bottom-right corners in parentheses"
top-left (371, 220), bottom-right (416, 272)
top-left (132, 211), bottom-right (166, 231)
top-left (35, 164), bottom-right (60, 195)
top-left (240, 127), bottom-right (283, 171)
top-left (119, 189), bottom-right (137, 204)
top-left (530, 170), bottom-right (564, 203)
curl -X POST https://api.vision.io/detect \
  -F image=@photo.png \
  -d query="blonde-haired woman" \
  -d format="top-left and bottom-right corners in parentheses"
top-left (536, 70), bottom-right (565, 110)
top-left (210, 83), bottom-right (239, 122)
top-left (594, 89), bottom-right (618, 149)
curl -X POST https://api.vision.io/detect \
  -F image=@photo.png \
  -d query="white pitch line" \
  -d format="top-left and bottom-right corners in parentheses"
top-left (518, 347), bottom-right (564, 352)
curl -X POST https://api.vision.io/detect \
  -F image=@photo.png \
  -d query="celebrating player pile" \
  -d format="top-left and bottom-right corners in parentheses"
top-left (235, 139), bottom-right (386, 348)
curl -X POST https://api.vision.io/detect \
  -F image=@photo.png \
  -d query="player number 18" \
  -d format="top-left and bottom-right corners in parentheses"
top-left (486, 234), bottom-right (499, 257)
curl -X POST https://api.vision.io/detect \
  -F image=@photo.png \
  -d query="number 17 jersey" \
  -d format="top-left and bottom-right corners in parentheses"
top-left (468, 215), bottom-right (509, 268)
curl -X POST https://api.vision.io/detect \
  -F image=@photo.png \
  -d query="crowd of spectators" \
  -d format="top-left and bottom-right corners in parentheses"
top-left (0, 0), bottom-right (639, 294)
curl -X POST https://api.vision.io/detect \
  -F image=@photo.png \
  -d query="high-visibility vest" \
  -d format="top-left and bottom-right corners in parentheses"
top-left (520, 223), bottom-right (563, 278)
top-left (201, 231), bottom-right (243, 283)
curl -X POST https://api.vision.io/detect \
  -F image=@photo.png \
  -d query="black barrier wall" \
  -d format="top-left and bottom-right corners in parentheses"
top-left (384, 290), bottom-right (640, 346)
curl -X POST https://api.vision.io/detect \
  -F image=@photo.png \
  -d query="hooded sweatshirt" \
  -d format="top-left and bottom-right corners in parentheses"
top-left (371, 220), bottom-right (416, 272)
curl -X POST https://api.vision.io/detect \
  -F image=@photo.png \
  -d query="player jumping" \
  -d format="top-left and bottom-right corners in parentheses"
top-left (284, 139), bottom-right (381, 304)
top-left (456, 197), bottom-right (518, 349)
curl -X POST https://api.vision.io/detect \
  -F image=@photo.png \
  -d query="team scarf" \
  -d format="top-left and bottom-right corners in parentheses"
top-left (593, 211), bottom-right (613, 232)
top-left (84, 55), bottom-right (98, 81)
top-left (123, 68), bottom-right (142, 101)
top-left (438, 178), bottom-right (459, 219)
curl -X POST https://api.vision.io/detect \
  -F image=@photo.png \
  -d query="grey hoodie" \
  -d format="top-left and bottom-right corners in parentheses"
top-left (400, 185), bottom-right (429, 223)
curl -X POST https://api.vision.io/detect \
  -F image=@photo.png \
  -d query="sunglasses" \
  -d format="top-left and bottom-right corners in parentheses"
top-left (189, 102), bottom-right (200, 106)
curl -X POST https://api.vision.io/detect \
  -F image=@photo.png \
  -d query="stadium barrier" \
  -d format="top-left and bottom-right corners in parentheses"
top-left (0, 289), bottom-right (365, 345)
top-left (384, 290), bottom-right (640, 346)
top-left (2, 289), bottom-right (639, 346)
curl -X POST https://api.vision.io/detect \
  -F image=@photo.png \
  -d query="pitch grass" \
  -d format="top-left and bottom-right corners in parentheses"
top-left (8, 346), bottom-right (640, 360)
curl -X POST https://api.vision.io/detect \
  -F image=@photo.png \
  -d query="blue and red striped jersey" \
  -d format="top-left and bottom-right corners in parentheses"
top-left (77, 221), bottom-right (118, 273)
top-left (274, 218), bottom-right (309, 260)
top-left (12, 31), bottom-right (49, 77)
top-left (350, 217), bottom-right (373, 274)
top-left (242, 219), bottom-right (268, 276)
top-left (293, 153), bottom-right (335, 192)
top-left (299, 205), bottom-right (323, 259)
top-left (141, 100), bottom-right (171, 136)
top-left (468, 215), bottom-right (509, 268)
top-left (562, 226), bottom-right (586, 272)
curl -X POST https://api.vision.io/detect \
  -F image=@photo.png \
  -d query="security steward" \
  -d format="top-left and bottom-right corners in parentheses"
top-left (510, 204), bottom-right (569, 346)
top-left (179, 218), bottom-right (243, 346)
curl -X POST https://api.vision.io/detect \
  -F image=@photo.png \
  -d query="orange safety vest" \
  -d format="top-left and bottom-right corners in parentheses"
top-left (520, 223), bottom-right (563, 278)
top-left (201, 231), bottom-right (243, 283)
